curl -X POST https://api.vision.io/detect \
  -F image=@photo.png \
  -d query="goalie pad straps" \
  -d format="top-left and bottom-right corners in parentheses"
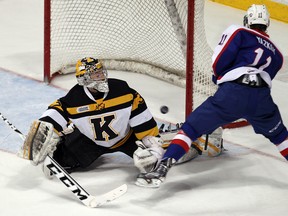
top-left (193, 136), bottom-right (223, 157)
top-left (195, 127), bottom-right (224, 157)
top-left (21, 120), bottom-right (60, 165)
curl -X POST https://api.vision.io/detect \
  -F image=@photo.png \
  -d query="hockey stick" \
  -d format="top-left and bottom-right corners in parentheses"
top-left (44, 155), bottom-right (127, 207)
top-left (0, 112), bottom-right (26, 140)
top-left (0, 112), bottom-right (127, 207)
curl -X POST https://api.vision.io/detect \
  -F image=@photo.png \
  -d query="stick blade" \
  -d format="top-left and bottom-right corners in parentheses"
top-left (88, 184), bottom-right (128, 208)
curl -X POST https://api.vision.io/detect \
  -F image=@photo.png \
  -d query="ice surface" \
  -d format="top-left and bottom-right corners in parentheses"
top-left (0, 0), bottom-right (288, 215)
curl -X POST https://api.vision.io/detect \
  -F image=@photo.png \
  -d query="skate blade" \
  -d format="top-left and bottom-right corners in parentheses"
top-left (135, 177), bottom-right (163, 188)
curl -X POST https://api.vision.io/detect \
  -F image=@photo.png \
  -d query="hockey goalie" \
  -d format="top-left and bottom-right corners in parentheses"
top-left (20, 119), bottom-right (223, 181)
top-left (19, 57), bottom-right (224, 181)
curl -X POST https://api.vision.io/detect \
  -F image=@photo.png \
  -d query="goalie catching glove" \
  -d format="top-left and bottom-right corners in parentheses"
top-left (20, 120), bottom-right (60, 165)
top-left (133, 136), bottom-right (165, 173)
top-left (135, 127), bottom-right (224, 188)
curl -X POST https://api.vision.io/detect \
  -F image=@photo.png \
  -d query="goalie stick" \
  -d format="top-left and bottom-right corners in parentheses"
top-left (0, 112), bottom-right (127, 208)
top-left (0, 112), bottom-right (26, 140)
top-left (44, 155), bottom-right (127, 207)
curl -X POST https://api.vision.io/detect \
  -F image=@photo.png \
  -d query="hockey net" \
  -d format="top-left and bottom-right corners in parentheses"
top-left (44, 0), bottom-right (248, 128)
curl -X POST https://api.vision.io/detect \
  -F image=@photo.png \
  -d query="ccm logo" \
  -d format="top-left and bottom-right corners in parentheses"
top-left (46, 163), bottom-right (88, 200)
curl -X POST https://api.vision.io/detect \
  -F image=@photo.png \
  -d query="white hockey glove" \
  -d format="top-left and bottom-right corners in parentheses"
top-left (133, 136), bottom-right (165, 173)
top-left (20, 120), bottom-right (60, 166)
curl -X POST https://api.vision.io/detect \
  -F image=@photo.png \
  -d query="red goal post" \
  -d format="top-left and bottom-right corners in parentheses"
top-left (44, 0), bottom-right (248, 128)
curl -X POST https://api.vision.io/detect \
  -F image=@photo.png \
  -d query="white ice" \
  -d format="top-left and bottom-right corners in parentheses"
top-left (0, 0), bottom-right (288, 215)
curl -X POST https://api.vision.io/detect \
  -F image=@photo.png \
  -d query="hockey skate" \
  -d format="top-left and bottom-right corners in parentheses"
top-left (135, 157), bottom-right (176, 188)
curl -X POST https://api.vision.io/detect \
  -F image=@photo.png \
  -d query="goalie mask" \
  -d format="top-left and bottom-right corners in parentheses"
top-left (76, 57), bottom-right (109, 92)
top-left (243, 4), bottom-right (270, 29)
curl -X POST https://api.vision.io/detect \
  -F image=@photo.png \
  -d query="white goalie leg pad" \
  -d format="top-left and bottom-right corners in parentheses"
top-left (21, 120), bottom-right (60, 165)
top-left (177, 147), bottom-right (199, 164)
top-left (160, 127), bottom-right (223, 164)
top-left (133, 136), bottom-right (165, 173)
top-left (194, 127), bottom-right (224, 157)
top-left (141, 135), bottom-right (164, 148)
top-left (161, 130), bottom-right (178, 148)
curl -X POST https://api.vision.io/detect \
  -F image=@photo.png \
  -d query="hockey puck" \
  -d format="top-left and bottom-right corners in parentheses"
top-left (160, 105), bottom-right (169, 114)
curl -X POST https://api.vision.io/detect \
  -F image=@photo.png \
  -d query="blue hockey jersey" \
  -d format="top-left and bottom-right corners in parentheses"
top-left (212, 25), bottom-right (283, 87)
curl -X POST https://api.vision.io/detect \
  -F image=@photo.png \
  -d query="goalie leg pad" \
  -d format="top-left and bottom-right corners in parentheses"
top-left (159, 127), bottom-right (223, 164)
top-left (193, 127), bottom-right (224, 157)
top-left (177, 147), bottom-right (199, 164)
top-left (21, 120), bottom-right (60, 165)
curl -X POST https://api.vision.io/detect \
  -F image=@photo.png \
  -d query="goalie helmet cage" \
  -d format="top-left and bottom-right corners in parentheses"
top-left (44, 0), bottom-right (248, 129)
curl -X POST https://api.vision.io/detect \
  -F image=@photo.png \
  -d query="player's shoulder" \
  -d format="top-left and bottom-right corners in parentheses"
top-left (223, 24), bottom-right (246, 35)
top-left (61, 84), bottom-right (85, 100)
top-left (67, 84), bottom-right (84, 94)
top-left (222, 24), bottom-right (271, 40)
top-left (226, 24), bottom-right (269, 38)
top-left (108, 78), bottom-right (131, 90)
top-left (108, 78), bottom-right (129, 85)
top-left (107, 78), bottom-right (136, 98)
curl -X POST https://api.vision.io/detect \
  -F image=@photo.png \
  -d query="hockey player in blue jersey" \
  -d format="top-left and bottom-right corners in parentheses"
top-left (136, 4), bottom-right (288, 188)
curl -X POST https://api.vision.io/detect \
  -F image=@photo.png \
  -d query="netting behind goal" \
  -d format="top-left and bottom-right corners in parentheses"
top-left (44, 0), bottom-right (247, 128)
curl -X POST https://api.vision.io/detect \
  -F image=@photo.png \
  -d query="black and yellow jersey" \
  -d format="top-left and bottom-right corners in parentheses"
top-left (40, 78), bottom-right (159, 148)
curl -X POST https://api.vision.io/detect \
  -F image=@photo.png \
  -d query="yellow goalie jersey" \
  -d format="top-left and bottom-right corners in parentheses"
top-left (39, 78), bottom-right (159, 149)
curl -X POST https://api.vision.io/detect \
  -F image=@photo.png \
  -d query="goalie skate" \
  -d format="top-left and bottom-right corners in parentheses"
top-left (135, 158), bottom-right (176, 188)
top-left (135, 173), bottom-right (163, 188)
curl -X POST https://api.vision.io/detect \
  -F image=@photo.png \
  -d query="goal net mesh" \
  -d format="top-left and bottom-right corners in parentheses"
top-left (48, 0), bottom-right (216, 109)
top-left (48, 0), bottom-right (248, 128)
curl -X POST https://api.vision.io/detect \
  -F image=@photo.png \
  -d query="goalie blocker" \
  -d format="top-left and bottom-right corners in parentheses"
top-left (20, 120), bottom-right (60, 165)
